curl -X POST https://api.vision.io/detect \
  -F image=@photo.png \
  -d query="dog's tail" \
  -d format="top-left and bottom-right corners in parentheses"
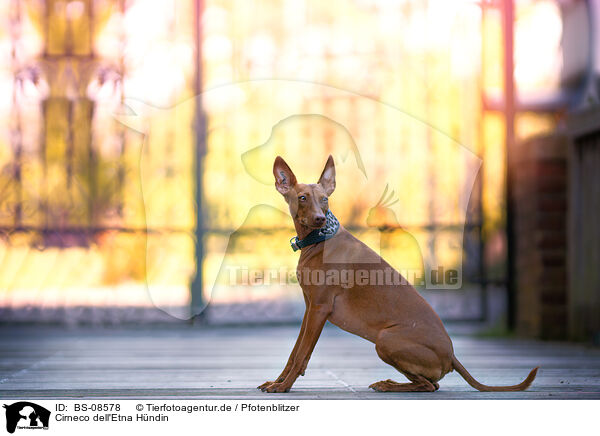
top-left (452, 356), bottom-right (538, 392)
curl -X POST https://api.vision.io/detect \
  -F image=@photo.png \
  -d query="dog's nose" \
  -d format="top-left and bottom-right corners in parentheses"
top-left (314, 215), bottom-right (326, 226)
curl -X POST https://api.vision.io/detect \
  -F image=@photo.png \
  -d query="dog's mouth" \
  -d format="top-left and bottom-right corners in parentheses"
top-left (301, 218), bottom-right (326, 229)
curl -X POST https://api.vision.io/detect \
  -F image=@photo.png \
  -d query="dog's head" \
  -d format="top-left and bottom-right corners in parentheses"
top-left (273, 155), bottom-right (336, 229)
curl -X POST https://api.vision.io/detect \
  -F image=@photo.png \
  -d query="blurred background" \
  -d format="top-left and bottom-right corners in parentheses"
top-left (0, 0), bottom-right (598, 343)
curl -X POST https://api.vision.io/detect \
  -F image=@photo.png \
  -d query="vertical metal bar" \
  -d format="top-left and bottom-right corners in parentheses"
top-left (41, 0), bottom-right (51, 240)
top-left (477, 6), bottom-right (488, 323)
top-left (89, 0), bottom-right (95, 56)
top-left (66, 100), bottom-right (74, 190)
top-left (88, 1), bottom-right (101, 232)
top-left (424, 1), bottom-right (437, 283)
top-left (502, 0), bottom-right (516, 329)
top-left (43, 0), bottom-right (49, 57)
top-left (191, 0), bottom-right (206, 321)
top-left (117, 0), bottom-right (125, 218)
top-left (477, 170), bottom-right (488, 322)
top-left (10, 0), bottom-right (23, 228)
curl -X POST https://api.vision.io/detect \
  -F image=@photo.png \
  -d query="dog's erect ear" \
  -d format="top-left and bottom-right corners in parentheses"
top-left (273, 156), bottom-right (297, 196)
top-left (318, 155), bottom-right (336, 196)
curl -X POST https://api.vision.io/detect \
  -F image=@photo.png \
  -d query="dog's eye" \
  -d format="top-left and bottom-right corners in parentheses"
top-left (298, 195), bottom-right (306, 202)
top-left (322, 197), bottom-right (328, 202)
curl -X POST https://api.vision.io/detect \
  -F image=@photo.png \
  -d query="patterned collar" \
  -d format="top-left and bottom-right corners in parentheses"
top-left (290, 210), bottom-right (340, 252)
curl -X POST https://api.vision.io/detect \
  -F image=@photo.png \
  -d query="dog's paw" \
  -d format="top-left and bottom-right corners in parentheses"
top-left (369, 381), bottom-right (394, 392)
top-left (258, 376), bottom-right (286, 390)
top-left (261, 382), bottom-right (291, 393)
top-left (257, 381), bottom-right (275, 390)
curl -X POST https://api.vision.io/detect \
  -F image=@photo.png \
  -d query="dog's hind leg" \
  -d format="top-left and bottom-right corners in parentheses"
top-left (370, 326), bottom-right (445, 392)
top-left (369, 376), bottom-right (436, 392)
top-left (374, 378), bottom-right (440, 391)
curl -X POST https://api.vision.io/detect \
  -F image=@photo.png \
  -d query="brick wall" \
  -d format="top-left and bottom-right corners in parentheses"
top-left (513, 133), bottom-right (567, 339)
top-left (567, 107), bottom-right (600, 344)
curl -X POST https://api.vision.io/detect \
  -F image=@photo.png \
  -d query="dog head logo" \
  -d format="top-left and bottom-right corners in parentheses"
top-left (3, 402), bottom-right (50, 434)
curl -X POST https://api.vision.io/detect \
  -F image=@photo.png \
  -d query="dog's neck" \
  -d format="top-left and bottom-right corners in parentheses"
top-left (292, 210), bottom-right (339, 243)
top-left (292, 219), bottom-right (315, 241)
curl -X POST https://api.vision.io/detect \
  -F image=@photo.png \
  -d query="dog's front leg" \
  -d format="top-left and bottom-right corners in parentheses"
top-left (258, 295), bottom-right (309, 390)
top-left (262, 303), bottom-right (331, 393)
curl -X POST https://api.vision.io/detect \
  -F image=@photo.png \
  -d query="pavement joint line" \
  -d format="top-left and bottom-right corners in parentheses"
top-left (326, 370), bottom-right (357, 393)
top-left (0, 351), bottom-right (63, 385)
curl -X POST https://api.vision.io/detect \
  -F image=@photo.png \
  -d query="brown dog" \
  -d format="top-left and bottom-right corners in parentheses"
top-left (258, 155), bottom-right (538, 393)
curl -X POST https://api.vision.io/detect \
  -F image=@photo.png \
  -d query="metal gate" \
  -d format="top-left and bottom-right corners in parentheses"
top-left (1, 0), bottom-right (555, 324)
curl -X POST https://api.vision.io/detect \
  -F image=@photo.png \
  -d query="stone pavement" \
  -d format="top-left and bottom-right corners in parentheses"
top-left (1, 324), bottom-right (599, 399)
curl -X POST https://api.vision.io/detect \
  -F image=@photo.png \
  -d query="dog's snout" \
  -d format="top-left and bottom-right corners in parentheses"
top-left (314, 215), bottom-right (326, 226)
